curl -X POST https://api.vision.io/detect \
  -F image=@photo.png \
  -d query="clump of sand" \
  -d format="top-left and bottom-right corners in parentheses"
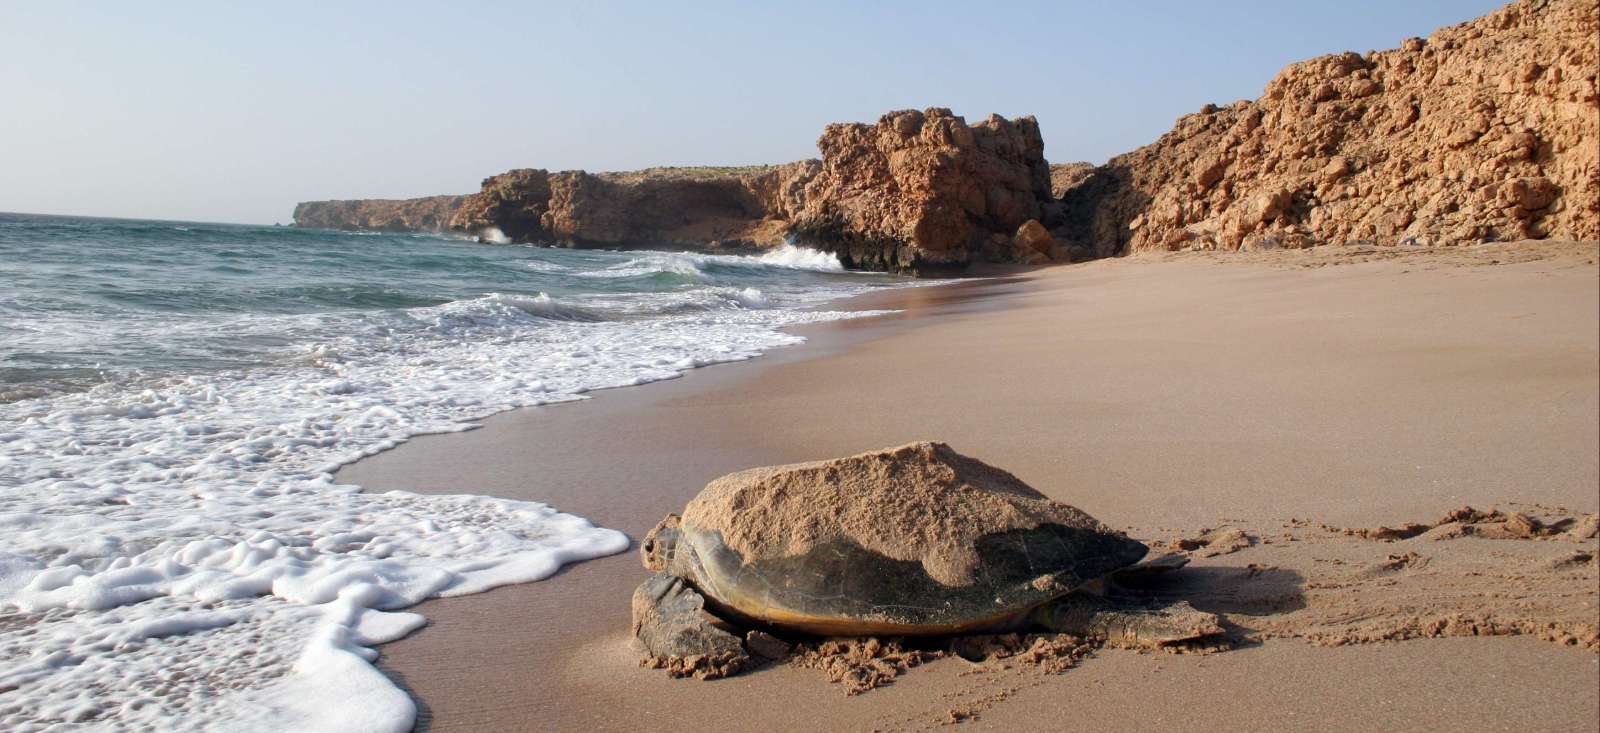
top-left (949, 633), bottom-right (1100, 674)
top-left (1335, 505), bottom-right (1599, 543)
top-left (637, 650), bottom-right (746, 681)
top-left (789, 638), bottom-right (942, 695)
top-left (788, 626), bottom-right (1228, 698)
top-left (789, 633), bottom-right (1106, 695)
top-left (1168, 527), bottom-right (1257, 557)
top-left (682, 442), bottom-right (1121, 587)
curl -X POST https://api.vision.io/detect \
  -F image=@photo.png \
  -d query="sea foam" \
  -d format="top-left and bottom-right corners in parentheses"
top-left (758, 242), bottom-right (846, 271)
top-left (0, 288), bottom-right (893, 731)
top-left (578, 245), bottom-right (846, 283)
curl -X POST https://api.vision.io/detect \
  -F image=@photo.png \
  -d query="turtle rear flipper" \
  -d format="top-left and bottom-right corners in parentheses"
top-left (631, 573), bottom-right (751, 679)
top-left (1032, 593), bottom-right (1225, 648)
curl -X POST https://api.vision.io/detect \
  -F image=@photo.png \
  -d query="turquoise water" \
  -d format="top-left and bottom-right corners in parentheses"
top-left (0, 212), bottom-right (900, 401)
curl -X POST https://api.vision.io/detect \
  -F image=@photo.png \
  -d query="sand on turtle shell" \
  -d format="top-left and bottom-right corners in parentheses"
top-left (681, 441), bottom-right (1118, 587)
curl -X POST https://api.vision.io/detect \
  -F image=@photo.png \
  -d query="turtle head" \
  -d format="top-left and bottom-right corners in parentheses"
top-left (640, 513), bottom-right (682, 572)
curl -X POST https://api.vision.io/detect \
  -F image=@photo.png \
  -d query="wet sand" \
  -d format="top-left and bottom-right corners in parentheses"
top-left (340, 241), bottom-right (1599, 731)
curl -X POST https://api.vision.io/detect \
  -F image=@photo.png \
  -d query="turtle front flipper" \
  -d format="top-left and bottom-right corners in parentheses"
top-left (1031, 593), bottom-right (1225, 648)
top-left (630, 573), bottom-right (751, 679)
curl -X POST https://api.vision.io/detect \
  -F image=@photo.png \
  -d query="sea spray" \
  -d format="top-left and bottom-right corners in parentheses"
top-left (760, 241), bottom-right (846, 271)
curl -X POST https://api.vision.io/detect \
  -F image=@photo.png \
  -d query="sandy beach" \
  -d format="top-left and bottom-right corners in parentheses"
top-left (7, 1), bottom-right (1596, 729)
top-left (340, 240), bottom-right (1600, 731)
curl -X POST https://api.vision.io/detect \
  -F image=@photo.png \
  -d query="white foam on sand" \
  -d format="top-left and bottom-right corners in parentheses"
top-left (0, 293), bottom-right (894, 731)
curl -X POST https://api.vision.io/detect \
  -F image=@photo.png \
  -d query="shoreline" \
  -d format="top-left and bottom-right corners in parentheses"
top-left (340, 241), bottom-right (1599, 731)
top-left (342, 268), bottom-right (1028, 730)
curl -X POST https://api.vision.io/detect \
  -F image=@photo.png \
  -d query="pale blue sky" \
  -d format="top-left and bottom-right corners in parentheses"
top-left (2, 1), bottom-right (1505, 224)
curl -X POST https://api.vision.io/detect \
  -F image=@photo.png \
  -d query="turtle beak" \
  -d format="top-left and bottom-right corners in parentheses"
top-left (641, 514), bottom-right (682, 572)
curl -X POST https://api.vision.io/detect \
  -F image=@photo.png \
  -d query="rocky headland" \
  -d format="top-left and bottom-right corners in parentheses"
top-left (291, 195), bottom-right (470, 233)
top-left (294, 0), bottom-right (1597, 272)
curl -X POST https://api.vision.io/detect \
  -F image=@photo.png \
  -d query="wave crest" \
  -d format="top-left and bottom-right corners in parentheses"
top-left (757, 243), bottom-right (843, 271)
top-left (578, 253), bottom-right (707, 281)
top-left (477, 292), bottom-right (604, 322)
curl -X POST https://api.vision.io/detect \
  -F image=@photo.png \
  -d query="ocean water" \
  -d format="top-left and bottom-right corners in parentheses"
top-left (0, 213), bottom-right (909, 731)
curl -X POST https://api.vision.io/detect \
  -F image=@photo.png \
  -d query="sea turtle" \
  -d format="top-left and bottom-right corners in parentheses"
top-left (631, 442), bottom-right (1223, 678)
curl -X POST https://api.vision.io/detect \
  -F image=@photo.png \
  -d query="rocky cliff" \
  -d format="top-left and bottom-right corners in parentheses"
top-left (787, 108), bottom-right (1059, 272)
top-left (1061, 0), bottom-right (1598, 256)
top-left (444, 108), bottom-right (1060, 272)
top-left (291, 195), bottom-right (468, 233)
top-left (295, 0), bottom-right (1597, 271)
top-left (1048, 163), bottom-right (1096, 199)
top-left (320, 109), bottom-right (1064, 273)
top-left (447, 164), bottom-right (814, 252)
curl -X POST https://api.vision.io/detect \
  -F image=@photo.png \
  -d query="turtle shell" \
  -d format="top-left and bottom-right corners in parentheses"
top-left (661, 442), bottom-right (1147, 636)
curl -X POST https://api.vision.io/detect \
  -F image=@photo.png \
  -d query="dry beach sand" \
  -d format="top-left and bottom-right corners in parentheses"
top-left (340, 240), bottom-right (1600, 731)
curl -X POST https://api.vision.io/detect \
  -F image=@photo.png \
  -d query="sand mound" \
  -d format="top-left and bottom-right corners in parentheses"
top-left (682, 442), bottom-right (1119, 586)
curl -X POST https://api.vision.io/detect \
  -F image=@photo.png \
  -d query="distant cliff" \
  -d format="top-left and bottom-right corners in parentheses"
top-left (292, 195), bottom-right (469, 233)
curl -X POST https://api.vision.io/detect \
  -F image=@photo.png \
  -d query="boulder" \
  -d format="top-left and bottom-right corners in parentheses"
top-left (1012, 219), bottom-right (1057, 263)
top-left (789, 108), bottom-right (1055, 273)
